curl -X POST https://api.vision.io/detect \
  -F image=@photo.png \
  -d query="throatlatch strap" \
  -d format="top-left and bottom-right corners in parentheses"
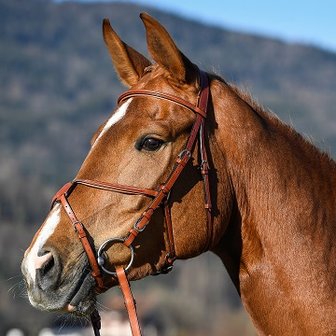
top-left (116, 267), bottom-right (142, 336)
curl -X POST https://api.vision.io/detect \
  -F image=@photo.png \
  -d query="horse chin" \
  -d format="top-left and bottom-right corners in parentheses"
top-left (66, 298), bottom-right (96, 317)
top-left (27, 271), bottom-right (97, 317)
top-left (65, 274), bottom-right (97, 316)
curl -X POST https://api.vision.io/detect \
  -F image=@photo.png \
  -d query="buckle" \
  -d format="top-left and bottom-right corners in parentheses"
top-left (50, 181), bottom-right (75, 208)
top-left (133, 217), bottom-right (146, 233)
top-left (177, 149), bottom-right (191, 160)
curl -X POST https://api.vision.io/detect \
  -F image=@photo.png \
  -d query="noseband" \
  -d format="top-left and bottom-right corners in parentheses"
top-left (51, 70), bottom-right (212, 335)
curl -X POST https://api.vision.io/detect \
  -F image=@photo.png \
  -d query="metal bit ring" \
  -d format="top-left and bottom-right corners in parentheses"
top-left (97, 238), bottom-right (134, 276)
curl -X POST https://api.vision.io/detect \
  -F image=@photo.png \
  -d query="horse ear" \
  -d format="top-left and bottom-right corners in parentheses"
top-left (102, 18), bottom-right (151, 87)
top-left (140, 13), bottom-right (198, 83)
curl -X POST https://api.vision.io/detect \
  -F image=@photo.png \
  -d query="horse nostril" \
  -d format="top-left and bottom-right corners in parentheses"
top-left (35, 251), bottom-right (59, 290)
top-left (35, 251), bottom-right (53, 270)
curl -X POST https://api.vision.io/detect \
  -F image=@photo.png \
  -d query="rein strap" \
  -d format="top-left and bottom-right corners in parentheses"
top-left (116, 267), bottom-right (142, 336)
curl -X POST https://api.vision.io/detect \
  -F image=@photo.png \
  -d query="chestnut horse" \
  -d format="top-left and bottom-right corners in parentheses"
top-left (21, 13), bottom-right (336, 335)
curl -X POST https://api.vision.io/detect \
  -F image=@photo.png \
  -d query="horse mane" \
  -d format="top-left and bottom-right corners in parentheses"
top-left (210, 73), bottom-right (336, 167)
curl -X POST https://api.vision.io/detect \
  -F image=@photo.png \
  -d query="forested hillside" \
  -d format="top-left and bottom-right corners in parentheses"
top-left (1, 0), bottom-right (335, 334)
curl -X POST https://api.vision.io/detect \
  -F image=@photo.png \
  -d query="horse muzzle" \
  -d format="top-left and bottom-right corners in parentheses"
top-left (21, 247), bottom-right (95, 314)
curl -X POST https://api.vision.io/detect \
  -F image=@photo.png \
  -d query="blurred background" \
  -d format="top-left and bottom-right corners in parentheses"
top-left (1, 0), bottom-right (335, 335)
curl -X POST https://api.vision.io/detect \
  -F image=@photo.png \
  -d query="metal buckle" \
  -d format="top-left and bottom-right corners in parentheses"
top-left (97, 238), bottom-right (135, 276)
top-left (133, 217), bottom-right (146, 233)
top-left (177, 149), bottom-right (191, 160)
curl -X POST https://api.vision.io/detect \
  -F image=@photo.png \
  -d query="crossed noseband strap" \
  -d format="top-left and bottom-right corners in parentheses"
top-left (51, 70), bottom-right (212, 336)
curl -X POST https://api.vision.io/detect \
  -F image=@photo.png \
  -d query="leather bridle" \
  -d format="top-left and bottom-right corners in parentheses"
top-left (51, 70), bottom-right (212, 336)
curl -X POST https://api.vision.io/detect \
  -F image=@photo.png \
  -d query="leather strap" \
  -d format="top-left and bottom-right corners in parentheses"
top-left (54, 188), bottom-right (106, 292)
top-left (118, 90), bottom-right (207, 118)
top-left (116, 267), bottom-right (142, 336)
top-left (198, 71), bottom-right (213, 250)
top-left (90, 309), bottom-right (102, 336)
top-left (74, 179), bottom-right (158, 198)
top-left (163, 202), bottom-right (176, 263)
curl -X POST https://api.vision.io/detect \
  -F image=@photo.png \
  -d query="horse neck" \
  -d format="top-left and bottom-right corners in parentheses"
top-left (209, 77), bottom-right (336, 334)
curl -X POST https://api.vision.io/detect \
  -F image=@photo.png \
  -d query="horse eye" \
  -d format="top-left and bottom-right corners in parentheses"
top-left (139, 137), bottom-right (164, 151)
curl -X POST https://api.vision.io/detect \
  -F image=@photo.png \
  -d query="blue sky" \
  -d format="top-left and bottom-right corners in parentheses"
top-left (64, 0), bottom-right (336, 52)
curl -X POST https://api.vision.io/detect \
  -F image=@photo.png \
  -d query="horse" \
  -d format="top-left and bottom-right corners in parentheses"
top-left (21, 13), bottom-right (336, 336)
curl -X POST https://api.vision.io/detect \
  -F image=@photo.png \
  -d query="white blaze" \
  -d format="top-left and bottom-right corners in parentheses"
top-left (25, 204), bottom-right (61, 281)
top-left (93, 99), bottom-right (132, 146)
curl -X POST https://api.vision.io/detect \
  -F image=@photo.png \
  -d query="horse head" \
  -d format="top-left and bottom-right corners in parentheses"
top-left (21, 13), bottom-right (233, 316)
